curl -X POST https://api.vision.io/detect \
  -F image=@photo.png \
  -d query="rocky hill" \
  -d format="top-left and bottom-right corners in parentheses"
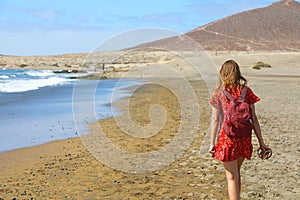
top-left (137, 0), bottom-right (300, 51)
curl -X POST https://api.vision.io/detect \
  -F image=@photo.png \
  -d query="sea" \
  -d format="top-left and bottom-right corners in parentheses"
top-left (0, 68), bottom-right (141, 152)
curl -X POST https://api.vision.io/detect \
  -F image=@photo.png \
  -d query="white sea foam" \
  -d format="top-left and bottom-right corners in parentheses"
top-left (0, 77), bottom-right (70, 93)
top-left (0, 75), bottom-right (9, 79)
top-left (25, 70), bottom-right (55, 77)
top-left (0, 69), bottom-right (82, 93)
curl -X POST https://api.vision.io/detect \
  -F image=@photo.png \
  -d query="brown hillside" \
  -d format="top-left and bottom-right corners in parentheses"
top-left (137, 0), bottom-right (300, 51)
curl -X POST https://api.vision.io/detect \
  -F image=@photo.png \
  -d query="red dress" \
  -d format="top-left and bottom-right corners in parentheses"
top-left (210, 86), bottom-right (260, 162)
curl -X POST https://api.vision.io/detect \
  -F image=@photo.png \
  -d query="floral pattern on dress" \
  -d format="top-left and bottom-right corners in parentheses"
top-left (210, 86), bottom-right (260, 162)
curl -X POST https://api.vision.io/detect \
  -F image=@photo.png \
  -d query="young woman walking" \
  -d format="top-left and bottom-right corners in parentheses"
top-left (209, 60), bottom-right (272, 200)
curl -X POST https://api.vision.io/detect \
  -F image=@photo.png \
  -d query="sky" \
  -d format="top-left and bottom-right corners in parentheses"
top-left (0, 0), bottom-right (279, 56)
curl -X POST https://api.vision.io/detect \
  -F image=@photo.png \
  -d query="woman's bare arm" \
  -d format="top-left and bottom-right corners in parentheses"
top-left (209, 107), bottom-right (220, 152)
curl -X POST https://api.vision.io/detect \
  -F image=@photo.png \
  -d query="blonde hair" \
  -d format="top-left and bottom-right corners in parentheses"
top-left (212, 60), bottom-right (247, 98)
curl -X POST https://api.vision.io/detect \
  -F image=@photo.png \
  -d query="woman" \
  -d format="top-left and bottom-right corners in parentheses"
top-left (209, 60), bottom-right (272, 200)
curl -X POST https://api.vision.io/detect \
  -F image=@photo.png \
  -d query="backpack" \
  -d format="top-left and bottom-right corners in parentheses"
top-left (222, 86), bottom-right (253, 138)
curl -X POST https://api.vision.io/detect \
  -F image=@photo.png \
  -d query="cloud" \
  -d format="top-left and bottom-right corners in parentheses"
top-left (31, 9), bottom-right (60, 21)
top-left (0, 29), bottom-right (116, 56)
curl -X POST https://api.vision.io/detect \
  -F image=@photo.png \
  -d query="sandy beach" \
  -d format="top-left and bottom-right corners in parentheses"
top-left (0, 51), bottom-right (299, 199)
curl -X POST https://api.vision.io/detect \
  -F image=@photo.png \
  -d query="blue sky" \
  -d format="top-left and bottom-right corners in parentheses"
top-left (0, 0), bottom-right (278, 56)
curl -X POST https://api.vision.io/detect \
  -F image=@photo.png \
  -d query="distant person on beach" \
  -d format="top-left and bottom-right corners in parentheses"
top-left (209, 60), bottom-right (272, 200)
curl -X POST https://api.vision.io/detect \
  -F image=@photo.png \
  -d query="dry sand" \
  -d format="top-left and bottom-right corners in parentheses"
top-left (0, 51), bottom-right (299, 199)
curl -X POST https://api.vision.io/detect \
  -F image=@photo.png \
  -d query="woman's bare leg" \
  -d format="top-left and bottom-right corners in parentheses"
top-left (224, 159), bottom-right (240, 200)
top-left (237, 156), bottom-right (245, 192)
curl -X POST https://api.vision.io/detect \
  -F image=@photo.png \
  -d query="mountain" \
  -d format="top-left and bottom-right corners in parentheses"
top-left (137, 0), bottom-right (300, 51)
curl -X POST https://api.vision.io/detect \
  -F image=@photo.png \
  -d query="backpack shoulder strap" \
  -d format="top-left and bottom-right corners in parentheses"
top-left (239, 86), bottom-right (247, 101)
top-left (223, 90), bottom-right (235, 102)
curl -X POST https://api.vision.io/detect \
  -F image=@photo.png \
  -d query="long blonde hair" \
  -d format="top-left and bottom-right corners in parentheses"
top-left (212, 60), bottom-right (247, 98)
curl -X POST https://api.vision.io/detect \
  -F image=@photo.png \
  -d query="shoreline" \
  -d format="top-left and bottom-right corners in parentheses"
top-left (0, 78), bottom-right (142, 153)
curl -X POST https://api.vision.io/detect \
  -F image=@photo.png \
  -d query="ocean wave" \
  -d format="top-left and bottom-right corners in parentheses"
top-left (0, 77), bottom-right (70, 93)
top-left (25, 70), bottom-right (55, 77)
